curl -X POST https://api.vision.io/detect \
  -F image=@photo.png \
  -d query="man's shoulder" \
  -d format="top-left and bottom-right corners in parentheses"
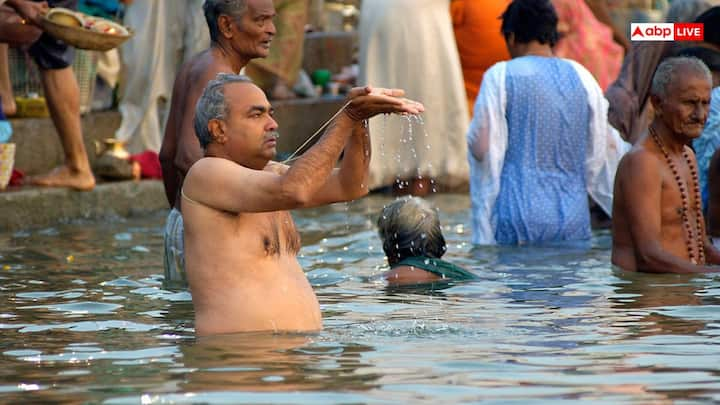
top-left (618, 144), bottom-right (662, 174)
top-left (186, 157), bottom-right (238, 180)
top-left (181, 52), bottom-right (235, 90)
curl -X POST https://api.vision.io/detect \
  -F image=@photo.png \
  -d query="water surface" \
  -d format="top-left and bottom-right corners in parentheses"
top-left (1, 194), bottom-right (720, 404)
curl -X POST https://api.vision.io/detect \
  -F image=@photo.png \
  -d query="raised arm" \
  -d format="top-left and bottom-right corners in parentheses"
top-left (184, 86), bottom-right (422, 213)
top-left (618, 152), bottom-right (720, 273)
top-left (305, 119), bottom-right (371, 205)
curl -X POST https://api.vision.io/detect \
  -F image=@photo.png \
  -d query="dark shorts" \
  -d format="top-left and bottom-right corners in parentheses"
top-left (28, 0), bottom-right (78, 70)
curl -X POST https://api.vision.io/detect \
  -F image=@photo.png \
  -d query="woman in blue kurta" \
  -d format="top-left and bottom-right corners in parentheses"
top-left (467, 0), bottom-right (630, 245)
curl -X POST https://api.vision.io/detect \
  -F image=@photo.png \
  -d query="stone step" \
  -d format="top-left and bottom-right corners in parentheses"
top-left (0, 180), bottom-right (167, 232)
top-left (9, 95), bottom-right (346, 176)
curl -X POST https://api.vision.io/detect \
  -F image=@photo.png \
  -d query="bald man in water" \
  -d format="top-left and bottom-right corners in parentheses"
top-left (159, 0), bottom-right (276, 284)
top-left (182, 74), bottom-right (423, 335)
top-left (612, 57), bottom-right (720, 273)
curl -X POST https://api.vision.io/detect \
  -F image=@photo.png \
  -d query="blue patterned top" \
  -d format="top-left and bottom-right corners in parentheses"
top-left (493, 57), bottom-right (592, 244)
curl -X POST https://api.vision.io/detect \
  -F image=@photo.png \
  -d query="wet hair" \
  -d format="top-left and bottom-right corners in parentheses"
top-left (203, 0), bottom-right (248, 43)
top-left (377, 197), bottom-right (447, 266)
top-left (694, 6), bottom-right (720, 47)
top-left (666, 0), bottom-right (715, 22)
top-left (676, 46), bottom-right (720, 72)
top-left (651, 56), bottom-right (712, 98)
top-left (500, 0), bottom-right (558, 47)
top-left (194, 73), bottom-right (253, 149)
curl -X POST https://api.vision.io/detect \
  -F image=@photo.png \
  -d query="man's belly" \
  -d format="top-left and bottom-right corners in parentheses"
top-left (188, 257), bottom-right (322, 336)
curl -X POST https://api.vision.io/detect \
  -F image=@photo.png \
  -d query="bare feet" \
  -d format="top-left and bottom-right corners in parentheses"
top-left (1, 96), bottom-right (15, 117)
top-left (30, 165), bottom-right (96, 191)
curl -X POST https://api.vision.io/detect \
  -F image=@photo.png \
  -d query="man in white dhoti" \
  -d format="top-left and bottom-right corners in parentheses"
top-left (115, 0), bottom-right (210, 153)
top-left (358, 0), bottom-right (469, 195)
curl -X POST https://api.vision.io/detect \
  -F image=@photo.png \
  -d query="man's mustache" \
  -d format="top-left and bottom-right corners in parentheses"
top-left (264, 131), bottom-right (280, 140)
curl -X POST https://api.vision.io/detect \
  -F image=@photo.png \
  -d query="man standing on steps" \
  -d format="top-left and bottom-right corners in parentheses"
top-left (5, 0), bottom-right (95, 191)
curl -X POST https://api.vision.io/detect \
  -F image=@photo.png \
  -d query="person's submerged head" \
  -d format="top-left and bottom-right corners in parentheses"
top-left (650, 56), bottom-right (713, 139)
top-left (203, 0), bottom-right (276, 59)
top-left (500, 0), bottom-right (558, 57)
top-left (377, 197), bottom-right (447, 266)
top-left (194, 73), bottom-right (279, 169)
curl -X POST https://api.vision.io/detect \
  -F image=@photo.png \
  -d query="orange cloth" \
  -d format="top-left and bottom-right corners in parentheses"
top-left (451, 0), bottom-right (510, 113)
top-left (552, 0), bottom-right (622, 91)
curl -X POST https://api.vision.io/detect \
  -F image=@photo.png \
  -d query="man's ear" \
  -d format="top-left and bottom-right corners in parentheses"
top-left (217, 15), bottom-right (234, 39)
top-left (208, 119), bottom-right (228, 145)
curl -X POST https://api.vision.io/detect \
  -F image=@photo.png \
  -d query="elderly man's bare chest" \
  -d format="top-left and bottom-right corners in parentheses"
top-left (660, 170), bottom-right (702, 230)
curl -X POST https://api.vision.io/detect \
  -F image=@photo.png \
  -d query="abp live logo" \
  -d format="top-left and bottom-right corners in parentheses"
top-left (631, 23), bottom-right (704, 41)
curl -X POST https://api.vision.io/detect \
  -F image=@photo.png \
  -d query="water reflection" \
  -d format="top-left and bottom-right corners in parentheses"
top-left (179, 333), bottom-right (379, 393)
top-left (1, 197), bottom-right (720, 403)
top-left (610, 270), bottom-right (708, 337)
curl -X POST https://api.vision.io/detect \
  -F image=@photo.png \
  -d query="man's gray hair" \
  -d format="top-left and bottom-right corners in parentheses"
top-left (194, 73), bottom-right (253, 149)
top-left (651, 56), bottom-right (712, 98)
top-left (377, 197), bottom-right (447, 266)
top-left (666, 0), bottom-right (719, 22)
top-left (203, 0), bottom-right (248, 42)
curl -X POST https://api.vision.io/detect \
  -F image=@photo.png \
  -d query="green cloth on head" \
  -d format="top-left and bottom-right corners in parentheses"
top-left (392, 257), bottom-right (476, 281)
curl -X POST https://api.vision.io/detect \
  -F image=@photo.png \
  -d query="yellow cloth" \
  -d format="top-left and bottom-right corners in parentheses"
top-left (451, 0), bottom-right (510, 114)
top-left (246, 0), bottom-right (308, 91)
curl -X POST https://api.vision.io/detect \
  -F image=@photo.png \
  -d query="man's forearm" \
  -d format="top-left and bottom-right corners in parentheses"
top-left (337, 121), bottom-right (371, 197)
top-left (637, 246), bottom-right (720, 273)
top-left (282, 114), bottom-right (356, 202)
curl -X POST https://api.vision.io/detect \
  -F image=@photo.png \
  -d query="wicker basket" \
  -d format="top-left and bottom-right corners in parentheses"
top-left (40, 10), bottom-right (132, 52)
top-left (9, 47), bottom-right (97, 115)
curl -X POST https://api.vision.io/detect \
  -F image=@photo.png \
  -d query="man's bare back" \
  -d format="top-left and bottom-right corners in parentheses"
top-left (182, 163), bottom-right (321, 335)
top-left (159, 49), bottom-right (237, 208)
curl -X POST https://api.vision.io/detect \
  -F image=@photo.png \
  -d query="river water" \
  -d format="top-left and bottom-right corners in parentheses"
top-left (1, 194), bottom-right (719, 404)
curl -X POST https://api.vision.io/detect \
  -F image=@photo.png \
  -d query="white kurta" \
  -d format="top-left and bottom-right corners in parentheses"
top-left (358, 0), bottom-right (470, 189)
top-left (115, 0), bottom-right (209, 153)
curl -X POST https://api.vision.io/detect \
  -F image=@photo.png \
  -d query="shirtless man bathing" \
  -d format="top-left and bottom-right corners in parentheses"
top-left (613, 57), bottom-right (720, 273)
top-left (182, 74), bottom-right (423, 335)
top-left (160, 0), bottom-right (276, 283)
